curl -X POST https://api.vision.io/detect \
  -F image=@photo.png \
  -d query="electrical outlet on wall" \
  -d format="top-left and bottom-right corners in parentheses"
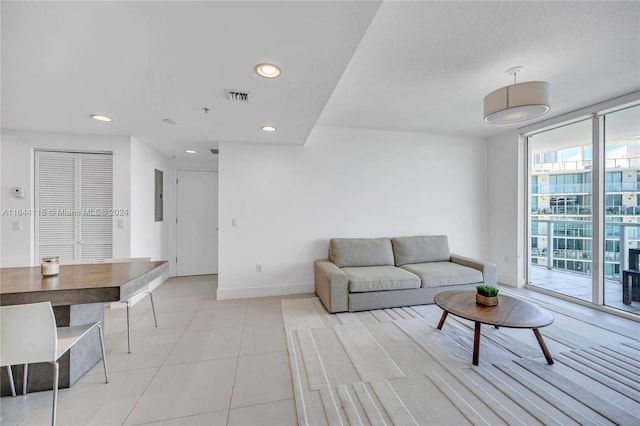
top-left (256, 264), bottom-right (263, 272)
top-left (11, 186), bottom-right (24, 198)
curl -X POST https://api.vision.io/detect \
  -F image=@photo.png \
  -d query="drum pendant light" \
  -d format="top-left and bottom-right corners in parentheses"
top-left (484, 66), bottom-right (550, 124)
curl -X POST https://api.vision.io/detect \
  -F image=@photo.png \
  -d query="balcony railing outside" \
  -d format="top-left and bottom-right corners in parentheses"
top-left (533, 182), bottom-right (640, 195)
top-left (532, 205), bottom-right (640, 216)
top-left (531, 219), bottom-right (640, 280)
top-left (531, 156), bottom-right (640, 174)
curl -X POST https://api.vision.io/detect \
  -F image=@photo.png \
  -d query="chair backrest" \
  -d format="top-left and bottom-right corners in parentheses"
top-left (0, 302), bottom-right (58, 366)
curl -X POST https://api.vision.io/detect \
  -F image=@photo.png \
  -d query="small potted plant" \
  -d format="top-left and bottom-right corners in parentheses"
top-left (476, 285), bottom-right (499, 306)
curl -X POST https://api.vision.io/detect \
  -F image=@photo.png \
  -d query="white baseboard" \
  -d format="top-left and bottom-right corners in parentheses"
top-left (216, 281), bottom-right (314, 300)
top-left (497, 274), bottom-right (524, 288)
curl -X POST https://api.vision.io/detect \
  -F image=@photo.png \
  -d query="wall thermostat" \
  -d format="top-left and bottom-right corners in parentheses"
top-left (11, 186), bottom-right (24, 198)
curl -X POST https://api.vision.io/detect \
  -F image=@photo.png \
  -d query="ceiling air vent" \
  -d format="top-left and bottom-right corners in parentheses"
top-left (225, 90), bottom-right (250, 103)
top-left (210, 149), bottom-right (219, 155)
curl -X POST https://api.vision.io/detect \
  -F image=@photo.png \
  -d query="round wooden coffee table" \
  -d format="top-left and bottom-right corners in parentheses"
top-left (434, 290), bottom-right (554, 366)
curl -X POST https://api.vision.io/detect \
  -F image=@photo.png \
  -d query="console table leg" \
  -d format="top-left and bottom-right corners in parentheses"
top-left (473, 322), bottom-right (481, 366)
top-left (533, 328), bottom-right (554, 365)
top-left (437, 311), bottom-right (448, 330)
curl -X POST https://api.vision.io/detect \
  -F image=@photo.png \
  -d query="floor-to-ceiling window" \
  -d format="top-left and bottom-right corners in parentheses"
top-left (529, 119), bottom-right (594, 301)
top-left (527, 100), bottom-right (640, 316)
top-left (603, 104), bottom-right (640, 310)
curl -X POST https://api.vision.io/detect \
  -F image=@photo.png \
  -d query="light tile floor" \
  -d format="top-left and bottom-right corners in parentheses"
top-left (0, 275), bottom-right (312, 426)
top-left (5, 273), bottom-right (637, 425)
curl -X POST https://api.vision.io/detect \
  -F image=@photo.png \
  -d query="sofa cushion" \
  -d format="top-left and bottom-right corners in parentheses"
top-left (392, 235), bottom-right (450, 266)
top-left (329, 238), bottom-right (395, 268)
top-left (400, 262), bottom-right (482, 288)
top-left (342, 266), bottom-right (421, 292)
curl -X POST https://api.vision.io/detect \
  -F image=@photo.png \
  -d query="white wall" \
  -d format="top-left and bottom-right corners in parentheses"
top-left (129, 137), bottom-right (173, 273)
top-left (0, 129), bottom-right (131, 266)
top-left (217, 125), bottom-right (489, 299)
top-left (487, 129), bottom-right (525, 287)
top-left (128, 148), bottom-right (219, 278)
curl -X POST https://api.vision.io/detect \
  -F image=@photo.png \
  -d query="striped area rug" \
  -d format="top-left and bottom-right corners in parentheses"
top-left (282, 298), bottom-right (640, 426)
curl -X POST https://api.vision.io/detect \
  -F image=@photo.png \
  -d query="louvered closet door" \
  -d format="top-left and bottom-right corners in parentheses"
top-left (79, 153), bottom-right (113, 260)
top-left (35, 151), bottom-right (113, 264)
top-left (35, 151), bottom-right (77, 262)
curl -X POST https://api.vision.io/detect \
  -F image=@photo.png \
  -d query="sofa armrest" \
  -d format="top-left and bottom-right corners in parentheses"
top-left (314, 260), bottom-right (349, 313)
top-left (450, 254), bottom-right (497, 286)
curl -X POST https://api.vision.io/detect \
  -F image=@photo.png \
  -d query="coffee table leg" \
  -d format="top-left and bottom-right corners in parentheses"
top-left (437, 311), bottom-right (449, 330)
top-left (473, 322), bottom-right (481, 365)
top-left (533, 328), bottom-right (554, 365)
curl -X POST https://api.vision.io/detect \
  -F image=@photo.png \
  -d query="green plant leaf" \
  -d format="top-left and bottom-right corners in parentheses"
top-left (476, 285), bottom-right (499, 297)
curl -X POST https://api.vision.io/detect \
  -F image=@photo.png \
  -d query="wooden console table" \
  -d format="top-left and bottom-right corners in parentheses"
top-left (0, 261), bottom-right (168, 396)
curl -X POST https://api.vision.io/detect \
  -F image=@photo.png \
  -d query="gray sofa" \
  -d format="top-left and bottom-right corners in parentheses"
top-left (314, 235), bottom-right (496, 313)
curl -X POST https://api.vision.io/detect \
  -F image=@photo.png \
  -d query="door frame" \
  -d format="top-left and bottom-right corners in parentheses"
top-left (174, 167), bottom-right (219, 276)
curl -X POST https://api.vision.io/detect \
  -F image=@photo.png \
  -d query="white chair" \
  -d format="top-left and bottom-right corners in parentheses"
top-left (122, 290), bottom-right (157, 354)
top-left (0, 302), bottom-right (108, 426)
top-left (104, 258), bottom-right (158, 353)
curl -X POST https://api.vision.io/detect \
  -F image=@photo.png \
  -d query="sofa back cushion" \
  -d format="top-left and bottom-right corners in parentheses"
top-left (391, 235), bottom-right (450, 266)
top-left (329, 238), bottom-right (395, 268)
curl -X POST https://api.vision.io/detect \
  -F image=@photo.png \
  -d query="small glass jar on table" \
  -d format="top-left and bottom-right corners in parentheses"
top-left (41, 256), bottom-right (60, 276)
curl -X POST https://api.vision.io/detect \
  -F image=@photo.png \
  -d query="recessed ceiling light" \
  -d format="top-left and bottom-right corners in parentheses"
top-left (255, 63), bottom-right (281, 79)
top-left (90, 114), bottom-right (113, 122)
top-left (185, 149), bottom-right (197, 154)
top-left (261, 125), bottom-right (277, 132)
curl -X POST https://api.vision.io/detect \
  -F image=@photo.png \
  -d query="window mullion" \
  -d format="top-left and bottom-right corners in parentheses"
top-left (592, 114), bottom-right (605, 305)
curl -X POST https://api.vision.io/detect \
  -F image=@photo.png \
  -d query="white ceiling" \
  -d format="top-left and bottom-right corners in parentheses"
top-left (2, 1), bottom-right (639, 160)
